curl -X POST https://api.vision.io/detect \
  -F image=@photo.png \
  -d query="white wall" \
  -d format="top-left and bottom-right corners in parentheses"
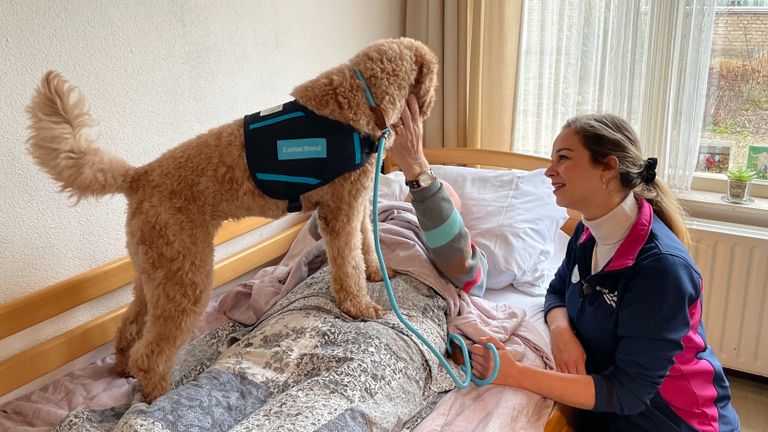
top-left (0, 0), bottom-right (404, 363)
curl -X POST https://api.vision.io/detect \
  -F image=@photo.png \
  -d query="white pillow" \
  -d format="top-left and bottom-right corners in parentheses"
top-left (377, 165), bottom-right (568, 295)
top-left (376, 170), bottom-right (409, 202)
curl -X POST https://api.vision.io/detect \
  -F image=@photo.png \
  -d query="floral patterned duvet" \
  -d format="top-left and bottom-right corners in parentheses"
top-left (55, 266), bottom-right (457, 432)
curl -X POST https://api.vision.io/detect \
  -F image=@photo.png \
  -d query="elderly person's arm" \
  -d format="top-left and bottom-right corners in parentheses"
top-left (392, 95), bottom-right (487, 297)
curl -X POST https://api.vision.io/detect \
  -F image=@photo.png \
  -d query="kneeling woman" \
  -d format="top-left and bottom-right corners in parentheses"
top-left (471, 114), bottom-right (740, 431)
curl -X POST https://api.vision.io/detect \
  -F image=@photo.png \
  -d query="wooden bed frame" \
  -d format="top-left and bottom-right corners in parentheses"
top-left (0, 148), bottom-right (578, 431)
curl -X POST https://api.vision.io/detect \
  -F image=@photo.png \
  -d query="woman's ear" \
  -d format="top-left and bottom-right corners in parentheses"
top-left (602, 155), bottom-right (620, 179)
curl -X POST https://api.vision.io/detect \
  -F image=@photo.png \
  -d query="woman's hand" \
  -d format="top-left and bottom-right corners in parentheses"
top-left (469, 336), bottom-right (520, 387)
top-left (550, 325), bottom-right (587, 375)
top-left (390, 94), bottom-right (430, 180)
top-left (546, 307), bottom-right (587, 375)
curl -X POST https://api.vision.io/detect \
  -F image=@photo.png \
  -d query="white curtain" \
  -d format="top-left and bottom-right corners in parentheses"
top-left (513, 0), bottom-right (716, 190)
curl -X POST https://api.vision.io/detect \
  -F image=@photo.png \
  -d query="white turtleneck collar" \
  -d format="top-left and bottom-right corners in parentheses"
top-left (582, 192), bottom-right (638, 273)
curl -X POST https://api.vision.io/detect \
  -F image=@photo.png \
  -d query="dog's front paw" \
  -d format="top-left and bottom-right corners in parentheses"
top-left (129, 345), bottom-right (171, 403)
top-left (365, 265), bottom-right (396, 282)
top-left (131, 367), bottom-right (169, 403)
top-left (340, 297), bottom-right (384, 320)
top-left (114, 353), bottom-right (134, 378)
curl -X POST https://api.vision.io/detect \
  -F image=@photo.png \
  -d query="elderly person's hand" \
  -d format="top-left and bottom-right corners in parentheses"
top-left (390, 94), bottom-right (430, 180)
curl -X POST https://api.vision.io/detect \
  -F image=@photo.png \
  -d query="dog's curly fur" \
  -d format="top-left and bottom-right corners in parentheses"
top-left (26, 37), bottom-right (438, 401)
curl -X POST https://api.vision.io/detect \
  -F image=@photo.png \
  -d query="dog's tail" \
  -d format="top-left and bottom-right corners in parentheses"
top-left (26, 71), bottom-right (134, 201)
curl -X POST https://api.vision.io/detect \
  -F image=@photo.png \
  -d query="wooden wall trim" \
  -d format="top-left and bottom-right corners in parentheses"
top-left (0, 217), bottom-right (271, 341)
top-left (0, 221), bottom-right (303, 397)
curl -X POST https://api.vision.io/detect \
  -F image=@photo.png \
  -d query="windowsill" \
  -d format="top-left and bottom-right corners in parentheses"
top-left (691, 173), bottom-right (768, 199)
top-left (677, 190), bottom-right (768, 229)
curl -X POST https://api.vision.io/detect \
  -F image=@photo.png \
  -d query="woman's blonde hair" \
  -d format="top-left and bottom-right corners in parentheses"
top-left (562, 114), bottom-right (691, 249)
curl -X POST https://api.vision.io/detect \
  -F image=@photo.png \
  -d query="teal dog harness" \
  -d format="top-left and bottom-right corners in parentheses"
top-left (244, 100), bottom-right (377, 212)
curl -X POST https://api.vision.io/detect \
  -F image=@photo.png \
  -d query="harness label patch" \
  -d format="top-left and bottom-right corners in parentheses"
top-left (259, 103), bottom-right (284, 116)
top-left (277, 138), bottom-right (328, 160)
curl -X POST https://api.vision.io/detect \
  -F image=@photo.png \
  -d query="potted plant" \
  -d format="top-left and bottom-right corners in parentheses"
top-left (725, 167), bottom-right (757, 203)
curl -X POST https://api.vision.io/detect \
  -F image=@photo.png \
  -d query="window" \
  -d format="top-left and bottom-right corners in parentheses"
top-left (513, 0), bottom-right (768, 199)
top-left (698, 2), bottom-right (768, 185)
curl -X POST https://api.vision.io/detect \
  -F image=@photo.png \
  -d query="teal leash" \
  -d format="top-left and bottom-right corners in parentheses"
top-left (356, 67), bottom-right (500, 388)
top-left (370, 130), bottom-right (499, 388)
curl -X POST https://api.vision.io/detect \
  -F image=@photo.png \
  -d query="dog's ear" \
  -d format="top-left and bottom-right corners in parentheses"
top-left (409, 40), bottom-right (439, 121)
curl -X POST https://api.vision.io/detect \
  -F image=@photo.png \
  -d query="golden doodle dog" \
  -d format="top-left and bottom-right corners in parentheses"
top-left (26, 37), bottom-right (438, 401)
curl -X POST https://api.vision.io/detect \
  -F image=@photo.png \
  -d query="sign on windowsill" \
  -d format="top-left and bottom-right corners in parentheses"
top-left (696, 139), bottom-right (733, 175)
top-left (747, 145), bottom-right (768, 181)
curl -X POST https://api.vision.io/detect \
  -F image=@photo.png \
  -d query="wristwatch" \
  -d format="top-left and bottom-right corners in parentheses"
top-left (405, 169), bottom-right (436, 190)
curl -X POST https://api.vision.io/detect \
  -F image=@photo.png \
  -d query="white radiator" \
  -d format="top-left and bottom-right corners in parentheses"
top-left (687, 218), bottom-right (768, 377)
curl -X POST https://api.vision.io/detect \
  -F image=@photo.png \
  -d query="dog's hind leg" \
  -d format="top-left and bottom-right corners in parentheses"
top-left (127, 217), bottom-right (215, 402)
top-left (317, 195), bottom-right (383, 320)
top-left (114, 275), bottom-right (147, 377)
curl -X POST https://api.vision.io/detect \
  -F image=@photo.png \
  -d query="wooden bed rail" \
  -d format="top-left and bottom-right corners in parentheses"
top-left (424, 147), bottom-right (554, 172)
top-left (0, 218), bottom-right (304, 397)
top-left (546, 404), bottom-right (577, 432)
top-left (0, 217), bottom-right (271, 341)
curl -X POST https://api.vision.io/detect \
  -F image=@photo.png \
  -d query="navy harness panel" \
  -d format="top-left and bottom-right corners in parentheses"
top-left (243, 100), bottom-right (377, 212)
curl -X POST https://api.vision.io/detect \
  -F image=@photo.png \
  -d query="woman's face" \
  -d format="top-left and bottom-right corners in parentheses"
top-left (544, 128), bottom-right (609, 219)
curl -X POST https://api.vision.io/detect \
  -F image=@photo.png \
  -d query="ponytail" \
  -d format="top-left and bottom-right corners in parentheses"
top-left (635, 179), bottom-right (691, 249)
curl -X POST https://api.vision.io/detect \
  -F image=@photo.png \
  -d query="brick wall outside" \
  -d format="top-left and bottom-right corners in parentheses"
top-left (711, 9), bottom-right (768, 59)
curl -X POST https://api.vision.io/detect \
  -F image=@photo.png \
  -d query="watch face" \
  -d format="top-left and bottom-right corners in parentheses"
top-left (418, 171), bottom-right (434, 187)
top-left (406, 170), bottom-right (435, 189)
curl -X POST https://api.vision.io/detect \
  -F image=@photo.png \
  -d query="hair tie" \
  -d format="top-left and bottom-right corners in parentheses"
top-left (643, 157), bottom-right (658, 184)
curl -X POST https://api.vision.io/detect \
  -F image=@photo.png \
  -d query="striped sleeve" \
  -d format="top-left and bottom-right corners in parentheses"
top-left (410, 179), bottom-right (488, 297)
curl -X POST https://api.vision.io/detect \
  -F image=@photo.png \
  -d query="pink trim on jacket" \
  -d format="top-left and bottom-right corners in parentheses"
top-left (578, 227), bottom-right (591, 244)
top-left (604, 198), bottom-right (653, 271)
top-left (659, 280), bottom-right (720, 431)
